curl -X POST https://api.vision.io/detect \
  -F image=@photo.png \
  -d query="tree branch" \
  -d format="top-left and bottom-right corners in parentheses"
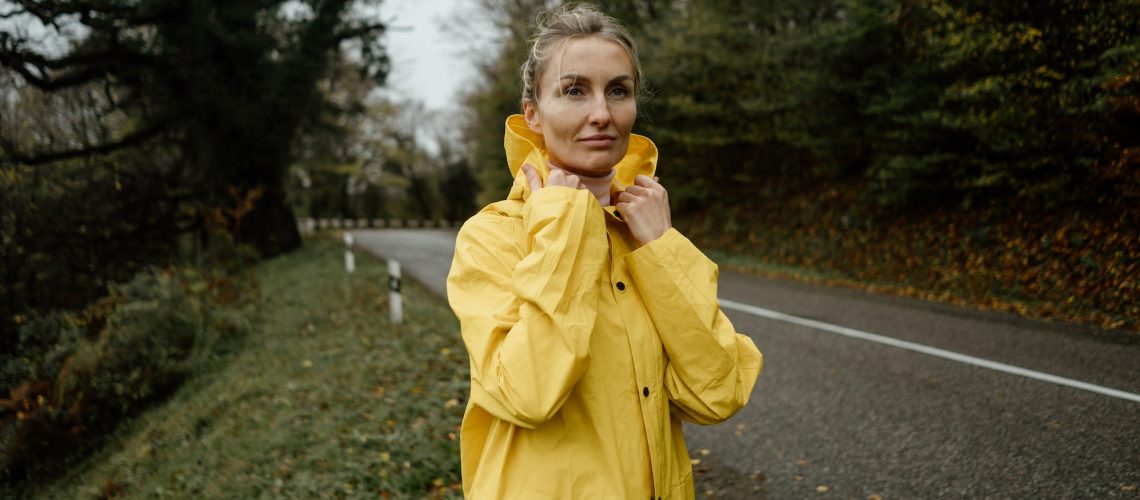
top-left (1, 119), bottom-right (172, 166)
top-left (14, 0), bottom-right (150, 27)
top-left (0, 31), bottom-right (166, 91)
top-left (0, 5), bottom-right (27, 20)
top-left (332, 22), bottom-right (387, 43)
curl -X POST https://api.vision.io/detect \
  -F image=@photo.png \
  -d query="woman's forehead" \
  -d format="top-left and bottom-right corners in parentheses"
top-left (549, 37), bottom-right (634, 78)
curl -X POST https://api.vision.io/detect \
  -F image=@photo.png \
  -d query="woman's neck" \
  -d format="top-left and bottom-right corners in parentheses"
top-left (547, 161), bottom-right (616, 206)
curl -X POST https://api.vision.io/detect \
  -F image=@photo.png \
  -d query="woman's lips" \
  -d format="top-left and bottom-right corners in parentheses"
top-left (580, 134), bottom-right (616, 147)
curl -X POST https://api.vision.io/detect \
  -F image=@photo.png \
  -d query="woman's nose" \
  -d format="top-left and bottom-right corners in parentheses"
top-left (587, 96), bottom-right (612, 128)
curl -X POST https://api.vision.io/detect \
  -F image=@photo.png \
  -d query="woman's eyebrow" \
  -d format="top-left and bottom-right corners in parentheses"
top-left (557, 74), bottom-right (634, 84)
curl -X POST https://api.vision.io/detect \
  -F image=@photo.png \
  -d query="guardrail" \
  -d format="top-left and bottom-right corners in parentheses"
top-left (297, 217), bottom-right (461, 236)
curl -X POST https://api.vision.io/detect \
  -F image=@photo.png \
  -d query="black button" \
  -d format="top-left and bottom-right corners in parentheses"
top-left (614, 210), bottom-right (622, 218)
top-left (616, 281), bottom-right (626, 291)
top-left (642, 387), bottom-right (649, 397)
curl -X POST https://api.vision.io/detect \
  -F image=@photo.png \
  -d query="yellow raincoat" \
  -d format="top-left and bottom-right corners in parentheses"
top-left (447, 115), bottom-right (763, 499)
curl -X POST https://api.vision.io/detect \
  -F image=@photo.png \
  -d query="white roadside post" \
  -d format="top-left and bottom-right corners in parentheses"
top-left (344, 233), bottom-right (355, 273)
top-left (388, 260), bottom-right (403, 325)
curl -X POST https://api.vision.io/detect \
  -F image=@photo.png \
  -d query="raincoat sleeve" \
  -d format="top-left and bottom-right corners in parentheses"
top-left (447, 187), bottom-right (607, 429)
top-left (625, 228), bottom-right (763, 425)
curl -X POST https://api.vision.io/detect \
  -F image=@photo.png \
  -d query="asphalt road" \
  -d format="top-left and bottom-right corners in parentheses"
top-left (352, 229), bottom-right (458, 299)
top-left (350, 228), bottom-right (1140, 499)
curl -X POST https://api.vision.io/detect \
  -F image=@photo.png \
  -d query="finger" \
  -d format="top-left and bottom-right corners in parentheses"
top-left (564, 173), bottom-right (582, 188)
top-left (634, 174), bottom-right (658, 187)
top-left (624, 185), bottom-right (650, 197)
top-left (548, 170), bottom-right (564, 186)
top-left (550, 171), bottom-right (584, 189)
top-left (522, 164), bottom-right (542, 192)
top-left (616, 191), bottom-right (636, 203)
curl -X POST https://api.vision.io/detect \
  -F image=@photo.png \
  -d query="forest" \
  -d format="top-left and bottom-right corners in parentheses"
top-left (1, 0), bottom-right (1138, 483)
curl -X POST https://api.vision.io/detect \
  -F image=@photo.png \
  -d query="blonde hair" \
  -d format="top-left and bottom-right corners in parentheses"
top-left (520, 3), bottom-right (643, 108)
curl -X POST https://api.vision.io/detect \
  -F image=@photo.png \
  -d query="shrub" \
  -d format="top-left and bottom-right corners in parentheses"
top-left (0, 265), bottom-right (256, 482)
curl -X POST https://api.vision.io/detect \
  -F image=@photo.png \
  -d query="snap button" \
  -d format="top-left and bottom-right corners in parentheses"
top-left (616, 281), bottom-right (626, 291)
top-left (642, 387), bottom-right (649, 397)
top-left (614, 210), bottom-right (622, 218)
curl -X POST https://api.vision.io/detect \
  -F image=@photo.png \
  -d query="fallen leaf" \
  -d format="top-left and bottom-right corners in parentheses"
top-left (444, 398), bottom-right (459, 408)
top-left (869, 495), bottom-right (883, 500)
top-left (816, 484), bottom-right (829, 493)
top-left (699, 448), bottom-right (710, 456)
top-left (302, 360), bottom-right (313, 369)
top-left (794, 475), bottom-right (804, 481)
top-left (1121, 484), bottom-right (1136, 492)
top-left (796, 459), bottom-right (808, 465)
top-left (691, 459), bottom-right (701, 465)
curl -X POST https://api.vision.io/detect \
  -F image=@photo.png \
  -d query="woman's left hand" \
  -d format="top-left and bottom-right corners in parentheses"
top-left (616, 174), bottom-right (672, 246)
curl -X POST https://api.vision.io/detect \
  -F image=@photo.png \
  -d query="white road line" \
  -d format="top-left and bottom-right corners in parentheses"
top-left (719, 299), bottom-right (1140, 404)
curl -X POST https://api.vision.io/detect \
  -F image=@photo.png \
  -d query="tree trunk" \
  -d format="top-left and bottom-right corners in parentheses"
top-left (241, 181), bottom-right (302, 258)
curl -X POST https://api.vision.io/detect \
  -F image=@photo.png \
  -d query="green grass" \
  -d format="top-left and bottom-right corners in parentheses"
top-left (18, 236), bottom-right (467, 499)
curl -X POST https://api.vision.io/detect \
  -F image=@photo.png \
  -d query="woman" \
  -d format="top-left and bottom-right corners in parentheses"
top-left (446, 4), bottom-right (762, 498)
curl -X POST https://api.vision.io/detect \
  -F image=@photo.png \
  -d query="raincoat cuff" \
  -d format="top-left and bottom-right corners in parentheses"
top-left (627, 227), bottom-right (688, 264)
top-left (625, 228), bottom-right (717, 297)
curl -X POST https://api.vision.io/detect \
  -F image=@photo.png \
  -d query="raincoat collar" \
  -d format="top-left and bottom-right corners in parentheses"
top-left (503, 114), bottom-right (658, 203)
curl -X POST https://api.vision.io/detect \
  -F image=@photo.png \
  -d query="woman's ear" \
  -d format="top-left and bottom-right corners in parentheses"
top-left (523, 100), bottom-right (542, 134)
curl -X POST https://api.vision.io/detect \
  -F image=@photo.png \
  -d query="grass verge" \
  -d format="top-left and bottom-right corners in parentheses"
top-left (13, 235), bottom-right (467, 499)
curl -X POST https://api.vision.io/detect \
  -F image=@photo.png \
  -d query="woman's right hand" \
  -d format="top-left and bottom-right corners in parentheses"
top-left (522, 163), bottom-right (583, 192)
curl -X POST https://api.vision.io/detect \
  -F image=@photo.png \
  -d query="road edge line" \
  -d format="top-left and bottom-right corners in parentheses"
top-left (719, 299), bottom-right (1140, 404)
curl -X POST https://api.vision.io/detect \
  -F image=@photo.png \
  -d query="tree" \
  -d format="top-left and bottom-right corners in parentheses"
top-left (439, 159), bottom-right (480, 221)
top-left (874, 0), bottom-right (1140, 208)
top-left (0, 67), bottom-right (191, 344)
top-left (0, 0), bottom-right (391, 256)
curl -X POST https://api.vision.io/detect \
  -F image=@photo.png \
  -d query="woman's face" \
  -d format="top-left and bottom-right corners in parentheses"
top-left (524, 36), bottom-right (637, 177)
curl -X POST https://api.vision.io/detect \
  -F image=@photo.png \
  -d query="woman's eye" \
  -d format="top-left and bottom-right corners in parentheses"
top-left (610, 86), bottom-right (630, 97)
top-left (563, 86), bottom-right (583, 96)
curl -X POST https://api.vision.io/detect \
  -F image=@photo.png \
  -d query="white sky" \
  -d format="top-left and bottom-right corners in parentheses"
top-left (380, 0), bottom-right (483, 112)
